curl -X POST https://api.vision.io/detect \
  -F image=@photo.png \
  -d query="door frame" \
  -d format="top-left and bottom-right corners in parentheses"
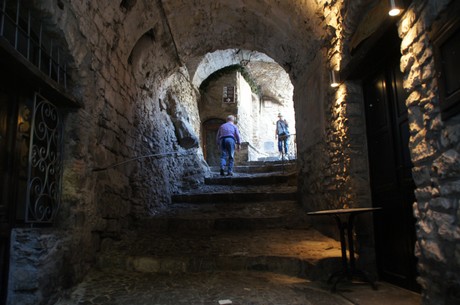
top-left (359, 29), bottom-right (419, 291)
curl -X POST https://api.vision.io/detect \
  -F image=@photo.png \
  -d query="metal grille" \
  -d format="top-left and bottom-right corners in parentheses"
top-left (0, 0), bottom-right (69, 88)
top-left (26, 93), bottom-right (63, 224)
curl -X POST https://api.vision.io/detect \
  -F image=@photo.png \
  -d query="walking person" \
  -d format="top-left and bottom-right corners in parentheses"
top-left (216, 115), bottom-right (241, 176)
top-left (275, 113), bottom-right (289, 159)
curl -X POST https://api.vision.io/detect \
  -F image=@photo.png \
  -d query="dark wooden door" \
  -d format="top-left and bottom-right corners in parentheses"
top-left (363, 57), bottom-right (419, 291)
top-left (0, 79), bottom-right (16, 304)
top-left (203, 119), bottom-right (225, 166)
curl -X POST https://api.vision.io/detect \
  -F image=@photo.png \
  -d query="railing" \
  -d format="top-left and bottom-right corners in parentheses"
top-left (284, 133), bottom-right (297, 161)
top-left (0, 0), bottom-right (69, 88)
top-left (246, 133), bottom-right (297, 162)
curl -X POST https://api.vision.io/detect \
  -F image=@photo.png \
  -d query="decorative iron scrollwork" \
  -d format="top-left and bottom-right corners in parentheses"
top-left (26, 94), bottom-right (63, 224)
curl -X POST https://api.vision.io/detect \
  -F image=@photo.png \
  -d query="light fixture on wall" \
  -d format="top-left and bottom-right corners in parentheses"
top-left (388, 0), bottom-right (402, 16)
top-left (330, 69), bottom-right (341, 88)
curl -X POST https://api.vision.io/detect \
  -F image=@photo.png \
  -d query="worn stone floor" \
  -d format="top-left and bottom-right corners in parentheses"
top-left (53, 162), bottom-right (422, 305)
top-left (53, 269), bottom-right (421, 305)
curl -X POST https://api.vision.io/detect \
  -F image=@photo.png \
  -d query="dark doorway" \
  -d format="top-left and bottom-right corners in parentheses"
top-left (363, 52), bottom-right (419, 291)
top-left (0, 72), bottom-right (21, 304)
top-left (202, 119), bottom-right (225, 166)
top-left (0, 91), bottom-right (11, 305)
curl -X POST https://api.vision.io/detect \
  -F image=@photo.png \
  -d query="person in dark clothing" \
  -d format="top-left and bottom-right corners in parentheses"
top-left (216, 115), bottom-right (241, 176)
top-left (275, 113), bottom-right (289, 159)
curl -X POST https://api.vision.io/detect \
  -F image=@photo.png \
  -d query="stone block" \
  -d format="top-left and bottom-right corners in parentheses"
top-left (131, 257), bottom-right (160, 273)
top-left (439, 181), bottom-right (460, 197)
top-left (414, 186), bottom-right (435, 202)
top-left (441, 124), bottom-right (460, 148)
top-left (411, 138), bottom-right (435, 163)
top-left (412, 165), bottom-right (431, 186)
top-left (421, 239), bottom-right (445, 262)
top-left (432, 149), bottom-right (460, 179)
top-left (399, 9), bottom-right (417, 37)
top-left (160, 258), bottom-right (187, 273)
top-left (431, 197), bottom-right (457, 210)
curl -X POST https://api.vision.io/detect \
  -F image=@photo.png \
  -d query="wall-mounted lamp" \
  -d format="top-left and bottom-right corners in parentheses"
top-left (330, 69), bottom-right (341, 88)
top-left (388, 0), bottom-right (402, 16)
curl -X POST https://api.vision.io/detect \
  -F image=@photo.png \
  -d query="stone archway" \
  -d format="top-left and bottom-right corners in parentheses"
top-left (196, 50), bottom-right (296, 162)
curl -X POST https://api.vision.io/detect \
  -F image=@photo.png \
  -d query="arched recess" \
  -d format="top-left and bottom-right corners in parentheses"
top-left (128, 26), bottom-right (178, 88)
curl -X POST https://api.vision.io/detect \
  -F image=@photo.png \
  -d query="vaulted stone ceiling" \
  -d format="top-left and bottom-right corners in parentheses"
top-left (121, 0), bottom-right (326, 84)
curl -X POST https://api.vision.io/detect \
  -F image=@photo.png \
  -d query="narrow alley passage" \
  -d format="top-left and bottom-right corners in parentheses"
top-left (54, 162), bottom-right (420, 305)
top-left (1, 1), bottom-right (459, 304)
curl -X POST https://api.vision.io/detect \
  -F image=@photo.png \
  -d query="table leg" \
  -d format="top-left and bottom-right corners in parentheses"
top-left (347, 213), bottom-right (377, 290)
top-left (328, 215), bottom-right (349, 292)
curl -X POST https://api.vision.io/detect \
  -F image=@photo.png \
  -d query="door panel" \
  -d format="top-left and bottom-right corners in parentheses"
top-left (203, 119), bottom-right (225, 166)
top-left (0, 83), bottom-right (14, 304)
top-left (363, 58), bottom-right (419, 291)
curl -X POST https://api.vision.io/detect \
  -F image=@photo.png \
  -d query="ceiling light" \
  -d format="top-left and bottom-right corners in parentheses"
top-left (330, 69), bottom-right (340, 88)
top-left (388, 0), bottom-right (402, 16)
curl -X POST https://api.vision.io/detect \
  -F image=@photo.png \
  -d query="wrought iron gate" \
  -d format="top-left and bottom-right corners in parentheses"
top-left (26, 93), bottom-right (63, 224)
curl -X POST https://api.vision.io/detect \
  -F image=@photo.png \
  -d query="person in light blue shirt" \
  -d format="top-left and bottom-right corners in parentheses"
top-left (216, 115), bottom-right (241, 176)
top-left (275, 113), bottom-right (289, 158)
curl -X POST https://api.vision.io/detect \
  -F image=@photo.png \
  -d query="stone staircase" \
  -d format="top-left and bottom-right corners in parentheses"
top-left (97, 161), bottom-right (342, 282)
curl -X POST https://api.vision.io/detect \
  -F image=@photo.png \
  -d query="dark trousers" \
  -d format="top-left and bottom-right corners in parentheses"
top-left (220, 137), bottom-right (236, 172)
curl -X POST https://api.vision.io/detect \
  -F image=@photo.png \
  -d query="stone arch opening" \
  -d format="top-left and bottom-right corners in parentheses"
top-left (196, 50), bottom-right (296, 162)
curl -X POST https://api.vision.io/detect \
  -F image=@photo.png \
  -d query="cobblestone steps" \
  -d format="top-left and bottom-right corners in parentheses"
top-left (97, 228), bottom-right (342, 281)
top-left (209, 160), bottom-right (297, 174)
top-left (204, 172), bottom-right (295, 185)
top-left (57, 161), bottom-right (410, 304)
top-left (97, 162), bottom-right (341, 283)
top-left (171, 188), bottom-right (297, 204)
top-left (139, 200), bottom-right (309, 232)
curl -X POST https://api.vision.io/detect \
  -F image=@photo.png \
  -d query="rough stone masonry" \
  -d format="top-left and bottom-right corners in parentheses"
top-left (3, 1), bottom-right (460, 305)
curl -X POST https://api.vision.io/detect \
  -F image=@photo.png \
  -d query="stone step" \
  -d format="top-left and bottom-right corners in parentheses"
top-left (210, 161), bottom-right (296, 174)
top-left (138, 201), bottom-right (309, 232)
top-left (205, 171), bottom-right (296, 186)
top-left (172, 189), bottom-right (297, 204)
top-left (97, 228), bottom-right (342, 281)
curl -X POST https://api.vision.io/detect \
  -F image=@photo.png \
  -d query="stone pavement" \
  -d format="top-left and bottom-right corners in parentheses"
top-left (54, 270), bottom-right (351, 305)
top-left (53, 161), bottom-right (421, 305)
top-left (53, 270), bottom-right (421, 305)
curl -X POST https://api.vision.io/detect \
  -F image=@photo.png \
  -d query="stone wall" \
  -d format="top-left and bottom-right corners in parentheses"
top-left (293, 0), bottom-right (375, 271)
top-left (236, 72), bottom-right (254, 147)
top-left (399, 0), bottom-right (460, 303)
top-left (6, 1), bottom-right (207, 304)
top-left (200, 72), bottom-right (239, 123)
top-left (297, 0), bottom-right (372, 217)
top-left (307, 0), bottom-right (460, 302)
top-left (7, 229), bottom-right (71, 305)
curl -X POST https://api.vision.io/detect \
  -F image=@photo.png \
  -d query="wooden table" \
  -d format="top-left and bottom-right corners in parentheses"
top-left (307, 207), bottom-right (382, 291)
